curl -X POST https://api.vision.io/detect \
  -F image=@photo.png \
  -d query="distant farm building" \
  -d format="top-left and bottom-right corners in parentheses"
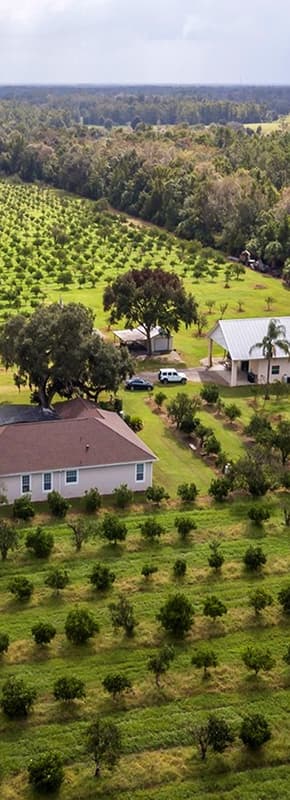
top-left (113, 326), bottom-right (173, 354)
top-left (207, 317), bottom-right (290, 387)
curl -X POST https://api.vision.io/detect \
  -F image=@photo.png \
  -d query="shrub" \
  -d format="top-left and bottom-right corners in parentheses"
top-left (224, 403), bottom-right (242, 422)
top-left (208, 540), bottom-right (224, 571)
top-left (249, 588), bottom-right (273, 615)
top-left (47, 490), bottom-right (70, 518)
top-left (203, 595), bottom-right (227, 621)
top-left (242, 646), bottom-right (275, 675)
top-left (109, 594), bottom-right (137, 637)
top-left (69, 518), bottom-right (96, 551)
top-left (173, 558), bottom-right (187, 578)
top-left (175, 515), bottom-right (196, 539)
top-left (147, 645), bottom-right (175, 687)
top-left (124, 413), bottom-right (143, 432)
top-left (180, 415), bottom-right (198, 434)
top-left (139, 517), bottom-right (165, 541)
top-left (207, 715), bottom-right (234, 753)
top-left (0, 520), bottom-right (18, 561)
top-left (25, 526), bottom-right (54, 558)
top-left (191, 647), bottom-right (218, 678)
top-left (204, 434), bottom-right (221, 456)
top-left (239, 714), bottom-right (271, 749)
top-left (177, 482), bottom-right (198, 503)
top-left (167, 393), bottom-right (199, 429)
top-left (126, 415), bottom-right (143, 432)
top-left (8, 576), bottom-right (34, 601)
top-left (195, 422), bottom-right (213, 447)
top-left (0, 633), bottom-right (9, 654)
top-left (113, 483), bottom-right (133, 509)
top-left (31, 622), bottom-right (56, 645)
top-left (157, 593), bottom-right (194, 637)
top-left (141, 564), bottom-right (158, 580)
top-left (65, 607), bottom-right (99, 645)
top-left (209, 477), bottom-right (230, 502)
top-left (12, 494), bottom-right (35, 521)
top-left (278, 585), bottom-right (290, 614)
top-left (248, 506), bottom-right (270, 525)
top-left (101, 514), bottom-right (127, 545)
top-left (86, 718), bottom-right (122, 777)
top-left (90, 562), bottom-right (116, 591)
top-left (44, 567), bottom-right (70, 594)
top-left (28, 752), bottom-right (64, 793)
top-left (154, 391), bottom-right (167, 408)
top-left (200, 383), bottom-right (220, 404)
top-left (243, 545), bottom-right (267, 571)
top-left (246, 414), bottom-right (273, 441)
top-left (53, 676), bottom-right (86, 701)
top-left (102, 673), bottom-right (132, 699)
top-left (83, 487), bottom-right (102, 513)
top-left (1, 676), bottom-right (37, 718)
top-left (235, 456), bottom-right (270, 497)
top-left (145, 485), bottom-right (170, 505)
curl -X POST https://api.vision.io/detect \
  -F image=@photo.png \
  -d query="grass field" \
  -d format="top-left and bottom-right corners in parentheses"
top-left (1, 499), bottom-right (290, 798)
top-left (244, 114), bottom-right (290, 134)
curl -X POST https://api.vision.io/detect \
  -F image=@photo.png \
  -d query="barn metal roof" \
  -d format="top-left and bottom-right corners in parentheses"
top-left (208, 317), bottom-right (290, 361)
top-left (113, 326), bottom-right (163, 344)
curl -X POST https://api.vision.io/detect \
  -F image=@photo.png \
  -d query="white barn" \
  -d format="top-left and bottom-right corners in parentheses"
top-left (207, 317), bottom-right (290, 387)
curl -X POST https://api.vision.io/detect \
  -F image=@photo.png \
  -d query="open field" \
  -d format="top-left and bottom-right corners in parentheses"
top-left (1, 499), bottom-right (290, 799)
top-left (245, 114), bottom-right (290, 134)
top-left (1, 179), bottom-right (290, 368)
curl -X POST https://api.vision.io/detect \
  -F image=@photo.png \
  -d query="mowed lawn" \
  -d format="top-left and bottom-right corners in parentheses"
top-left (49, 267), bottom-right (290, 367)
top-left (1, 500), bottom-right (290, 799)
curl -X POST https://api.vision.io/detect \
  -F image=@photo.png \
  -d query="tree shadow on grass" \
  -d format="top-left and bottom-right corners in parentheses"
top-left (95, 543), bottom-right (125, 561)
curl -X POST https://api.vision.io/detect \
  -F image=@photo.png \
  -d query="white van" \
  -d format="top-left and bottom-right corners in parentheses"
top-left (158, 368), bottom-right (187, 384)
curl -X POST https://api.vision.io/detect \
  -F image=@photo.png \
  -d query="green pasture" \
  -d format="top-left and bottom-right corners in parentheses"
top-left (1, 500), bottom-right (290, 798)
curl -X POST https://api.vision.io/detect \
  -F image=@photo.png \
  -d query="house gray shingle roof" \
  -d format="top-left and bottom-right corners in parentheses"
top-left (208, 317), bottom-right (290, 361)
top-left (0, 398), bottom-right (156, 476)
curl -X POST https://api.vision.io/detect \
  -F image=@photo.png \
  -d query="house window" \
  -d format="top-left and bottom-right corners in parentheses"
top-left (21, 474), bottom-right (31, 494)
top-left (65, 469), bottom-right (78, 485)
top-left (43, 472), bottom-right (52, 492)
top-left (136, 463), bottom-right (145, 482)
top-left (271, 365), bottom-right (280, 376)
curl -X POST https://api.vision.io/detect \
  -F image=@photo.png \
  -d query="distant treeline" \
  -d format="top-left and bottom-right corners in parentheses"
top-left (1, 84), bottom-right (290, 127)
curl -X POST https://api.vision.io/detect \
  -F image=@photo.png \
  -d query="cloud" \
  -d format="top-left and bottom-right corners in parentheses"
top-left (0, 0), bottom-right (289, 83)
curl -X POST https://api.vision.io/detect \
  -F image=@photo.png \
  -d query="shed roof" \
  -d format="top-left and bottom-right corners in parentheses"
top-left (113, 326), bottom-right (165, 344)
top-left (208, 317), bottom-right (290, 361)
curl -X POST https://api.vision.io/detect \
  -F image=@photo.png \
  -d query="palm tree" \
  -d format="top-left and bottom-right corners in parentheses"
top-left (250, 319), bottom-right (290, 399)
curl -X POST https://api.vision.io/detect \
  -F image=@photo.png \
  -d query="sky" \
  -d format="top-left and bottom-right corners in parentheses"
top-left (0, 0), bottom-right (289, 85)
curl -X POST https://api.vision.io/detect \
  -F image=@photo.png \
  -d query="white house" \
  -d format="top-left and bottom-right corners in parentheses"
top-left (0, 398), bottom-right (157, 504)
top-left (207, 317), bottom-right (290, 387)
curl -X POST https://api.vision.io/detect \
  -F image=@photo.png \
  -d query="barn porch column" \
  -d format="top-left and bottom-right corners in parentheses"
top-left (230, 360), bottom-right (238, 387)
top-left (208, 338), bottom-right (213, 368)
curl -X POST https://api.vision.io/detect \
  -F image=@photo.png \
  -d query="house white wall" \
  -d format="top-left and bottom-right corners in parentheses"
top-left (0, 461), bottom-right (153, 504)
top-left (249, 358), bottom-right (290, 385)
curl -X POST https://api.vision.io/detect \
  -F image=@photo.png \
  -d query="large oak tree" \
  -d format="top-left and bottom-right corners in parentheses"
top-left (103, 267), bottom-right (198, 355)
top-left (0, 302), bottom-right (132, 408)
